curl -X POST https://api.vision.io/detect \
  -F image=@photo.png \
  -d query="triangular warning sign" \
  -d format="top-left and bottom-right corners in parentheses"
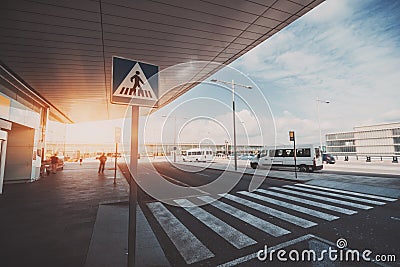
top-left (113, 63), bottom-right (158, 101)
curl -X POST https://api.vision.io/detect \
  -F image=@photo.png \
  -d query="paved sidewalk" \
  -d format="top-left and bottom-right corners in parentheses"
top-left (0, 161), bottom-right (129, 267)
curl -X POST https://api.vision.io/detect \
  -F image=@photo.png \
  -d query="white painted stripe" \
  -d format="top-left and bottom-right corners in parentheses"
top-left (270, 187), bottom-right (373, 210)
top-left (285, 185), bottom-right (386, 205)
top-left (219, 194), bottom-right (317, 228)
top-left (296, 184), bottom-right (397, 202)
top-left (147, 202), bottom-right (214, 264)
top-left (256, 189), bottom-right (357, 215)
top-left (174, 199), bottom-right (257, 249)
top-left (197, 195), bottom-right (290, 237)
top-left (237, 191), bottom-right (339, 221)
top-left (196, 173), bottom-right (210, 177)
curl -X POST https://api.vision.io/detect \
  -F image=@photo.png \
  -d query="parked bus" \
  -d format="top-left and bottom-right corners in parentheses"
top-left (182, 148), bottom-right (214, 162)
top-left (250, 144), bottom-right (323, 172)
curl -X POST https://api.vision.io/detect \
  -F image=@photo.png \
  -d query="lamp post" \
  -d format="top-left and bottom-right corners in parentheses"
top-left (211, 79), bottom-right (252, 171)
top-left (316, 97), bottom-right (330, 153)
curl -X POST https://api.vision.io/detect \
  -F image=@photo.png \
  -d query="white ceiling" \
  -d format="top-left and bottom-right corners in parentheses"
top-left (0, 0), bottom-right (324, 123)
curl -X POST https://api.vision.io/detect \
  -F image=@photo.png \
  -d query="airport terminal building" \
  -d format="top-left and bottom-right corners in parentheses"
top-left (0, 63), bottom-right (70, 192)
top-left (325, 122), bottom-right (400, 160)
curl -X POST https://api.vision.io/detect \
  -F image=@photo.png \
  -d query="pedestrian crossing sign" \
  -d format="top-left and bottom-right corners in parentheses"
top-left (111, 56), bottom-right (159, 107)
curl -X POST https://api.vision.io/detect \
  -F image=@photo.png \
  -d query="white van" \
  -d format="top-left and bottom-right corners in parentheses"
top-left (250, 144), bottom-right (323, 172)
top-left (182, 148), bottom-right (214, 162)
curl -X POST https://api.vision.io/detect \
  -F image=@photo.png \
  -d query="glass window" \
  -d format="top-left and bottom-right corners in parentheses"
top-left (269, 150), bottom-right (274, 157)
top-left (275, 149), bottom-right (284, 157)
top-left (284, 149), bottom-right (294, 157)
top-left (297, 148), bottom-right (311, 157)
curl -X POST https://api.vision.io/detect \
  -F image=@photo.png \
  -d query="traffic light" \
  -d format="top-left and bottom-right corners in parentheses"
top-left (289, 131), bottom-right (295, 142)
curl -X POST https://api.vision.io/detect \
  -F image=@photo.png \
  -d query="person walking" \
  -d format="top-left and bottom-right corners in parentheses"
top-left (50, 154), bottom-right (59, 174)
top-left (98, 153), bottom-right (107, 174)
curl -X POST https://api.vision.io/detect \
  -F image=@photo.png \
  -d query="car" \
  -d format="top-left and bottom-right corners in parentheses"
top-left (322, 153), bottom-right (336, 164)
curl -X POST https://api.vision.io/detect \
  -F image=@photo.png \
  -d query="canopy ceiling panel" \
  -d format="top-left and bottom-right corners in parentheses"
top-left (0, 0), bottom-right (324, 123)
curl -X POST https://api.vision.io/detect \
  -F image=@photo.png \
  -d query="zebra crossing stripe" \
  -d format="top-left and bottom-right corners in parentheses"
top-left (285, 185), bottom-right (386, 205)
top-left (174, 199), bottom-right (257, 249)
top-left (295, 184), bottom-right (398, 202)
top-left (197, 195), bottom-right (290, 237)
top-left (147, 202), bottom-right (214, 264)
top-left (270, 187), bottom-right (373, 210)
top-left (256, 189), bottom-right (357, 215)
top-left (218, 193), bottom-right (317, 228)
top-left (237, 191), bottom-right (339, 221)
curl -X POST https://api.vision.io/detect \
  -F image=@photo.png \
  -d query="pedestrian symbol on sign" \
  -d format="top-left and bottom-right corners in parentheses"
top-left (130, 71), bottom-right (144, 90)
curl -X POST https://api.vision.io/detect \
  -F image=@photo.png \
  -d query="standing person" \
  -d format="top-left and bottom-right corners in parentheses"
top-left (98, 153), bottom-right (107, 174)
top-left (79, 158), bottom-right (83, 165)
top-left (50, 154), bottom-right (59, 174)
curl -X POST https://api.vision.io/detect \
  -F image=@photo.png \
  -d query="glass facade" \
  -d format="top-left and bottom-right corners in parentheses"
top-left (326, 123), bottom-right (400, 156)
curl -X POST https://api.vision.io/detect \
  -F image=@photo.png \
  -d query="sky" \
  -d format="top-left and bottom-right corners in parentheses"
top-left (49, 0), bottom-right (400, 147)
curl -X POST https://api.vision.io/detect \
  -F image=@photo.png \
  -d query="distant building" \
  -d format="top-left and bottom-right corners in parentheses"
top-left (325, 122), bottom-right (400, 158)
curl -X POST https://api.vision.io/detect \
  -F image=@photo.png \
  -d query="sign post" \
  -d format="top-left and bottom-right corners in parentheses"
top-left (111, 56), bottom-right (158, 267)
top-left (289, 131), bottom-right (297, 179)
top-left (114, 127), bottom-right (121, 185)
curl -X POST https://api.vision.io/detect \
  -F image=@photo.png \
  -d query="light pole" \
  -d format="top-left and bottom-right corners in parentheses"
top-left (211, 79), bottom-right (252, 171)
top-left (162, 115), bottom-right (188, 162)
top-left (316, 97), bottom-right (330, 153)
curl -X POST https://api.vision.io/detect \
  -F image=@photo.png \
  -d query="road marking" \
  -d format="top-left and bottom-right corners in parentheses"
top-left (147, 202), bottom-right (214, 264)
top-left (270, 187), bottom-right (373, 210)
top-left (285, 185), bottom-right (386, 205)
top-left (174, 199), bottom-right (257, 249)
top-left (219, 193), bottom-right (317, 228)
top-left (256, 189), bottom-right (357, 215)
top-left (295, 183), bottom-right (398, 202)
top-left (197, 195), bottom-right (290, 237)
top-left (196, 173), bottom-right (210, 177)
top-left (237, 191), bottom-right (339, 221)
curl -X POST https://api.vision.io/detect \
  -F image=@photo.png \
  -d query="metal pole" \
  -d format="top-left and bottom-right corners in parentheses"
top-left (113, 142), bottom-right (117, 185)
top-left (317, 97), bottom-right (322, 153)
top-left (232, 80), bottom-right (237, 171)
top-left (128, 105), bottom-right (139, 267)
top-left (294, 136), bottom-right (297, 179)
top-left (174, 116), bottom-right (176, 163)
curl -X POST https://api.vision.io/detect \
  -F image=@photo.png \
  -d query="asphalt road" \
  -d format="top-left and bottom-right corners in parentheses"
top-left (136, 162), bottom-right (400, 266)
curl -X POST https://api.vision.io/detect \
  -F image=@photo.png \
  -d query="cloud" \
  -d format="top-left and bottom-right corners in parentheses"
top-left (303, 0), bottom-right (354, 23)
top-left (231, 0), bottom-right (400, 135)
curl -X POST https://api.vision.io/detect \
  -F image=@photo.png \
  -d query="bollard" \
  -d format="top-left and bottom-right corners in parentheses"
top-left (366, 156), bottom-right (371, 162)
top-left (393, 156), bottom-right (398, 163)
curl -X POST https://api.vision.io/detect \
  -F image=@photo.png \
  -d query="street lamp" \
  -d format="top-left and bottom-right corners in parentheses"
top-left (162, 115), bottom-right (188, 162)
top-left (211, 79), bottom-right (252, 171)
top-left (316, 97), bottom-right (330, 153)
